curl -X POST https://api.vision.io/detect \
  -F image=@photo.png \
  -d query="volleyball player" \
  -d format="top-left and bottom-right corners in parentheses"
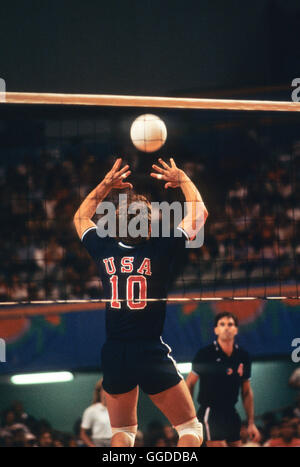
top-left (73, 157), bottom-right (208, 447)
top-left (186, 312), bottom-right (261, 447)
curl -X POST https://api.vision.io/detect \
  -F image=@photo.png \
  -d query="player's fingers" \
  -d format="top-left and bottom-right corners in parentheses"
top-left (120, 170), bottom-right (131, 179)
top-left (111, 158), bottom-right (122, 174)
top-left (122, 182), bottom-right (133, 189)
top-left (152, 164), bottom-right (165, 174)
top-left (164, 182), bottom-right (171, 189)
top-left (150, 172), bottom-right (165, 180)
top-left (158, 158), bottom-right (170, 169)
top-left (112, 157), bottom-right (122, 169)
top-left (116, 164), bottom-right (130, 177)
top-left (170, 157), bottom-right (177, 168)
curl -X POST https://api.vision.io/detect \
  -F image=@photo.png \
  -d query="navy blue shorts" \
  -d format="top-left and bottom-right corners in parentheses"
top-left (198, 406), bottom-right (241, 443)
top-left (101, 339), bottom-right (183, 395)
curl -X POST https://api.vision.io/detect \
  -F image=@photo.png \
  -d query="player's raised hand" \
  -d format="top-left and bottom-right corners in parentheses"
top-left (150, 157), bottom-right (187, 189)
top-left (103, 158), bottom-right (133, 190)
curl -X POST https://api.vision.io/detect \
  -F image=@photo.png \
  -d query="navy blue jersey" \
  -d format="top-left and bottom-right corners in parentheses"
top-left (81, 227), bottom-right (188, 340)
top-left (192, 341), bottom-right (251, 408)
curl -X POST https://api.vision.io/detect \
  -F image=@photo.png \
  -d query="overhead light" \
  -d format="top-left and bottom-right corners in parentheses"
top-left (11, 372), bottom-right (74, 385)
top-left (177, 363), bottom-right (192, 374)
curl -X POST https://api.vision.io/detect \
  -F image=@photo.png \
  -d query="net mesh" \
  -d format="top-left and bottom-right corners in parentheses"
top-left (0, 103), bottom-right (299, 306)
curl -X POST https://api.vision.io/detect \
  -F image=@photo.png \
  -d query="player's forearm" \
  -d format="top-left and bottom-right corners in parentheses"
top-left (179, 174), bottom-right (208, 234)
top-left (180, 175), bottom-right (208, 216)
top-left (180, 173), bottom-right (202, 202)
top-left (73, 181), bottom-right (112, 239)
top-left (74, 181), bottom-right (111, 221)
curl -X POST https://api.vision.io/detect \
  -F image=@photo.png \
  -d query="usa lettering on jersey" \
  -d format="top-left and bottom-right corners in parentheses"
top-left (103, 256), bottom-right (152, 310)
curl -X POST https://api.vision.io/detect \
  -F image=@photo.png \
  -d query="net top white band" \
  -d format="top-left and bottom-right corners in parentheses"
top-left (3, 92), bottom-right (300, 112)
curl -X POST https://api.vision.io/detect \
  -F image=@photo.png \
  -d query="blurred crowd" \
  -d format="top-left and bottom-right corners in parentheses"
top-left (0, 119), bottom-right (299, 302)
top-left (0, 399), bottom-right (178, 448)
top-left (184, 139), bottom-right (300, 291)
top-left (0, 401), bottom-right (78, 447)
top-left (1, 395), bottom-right (300, 447)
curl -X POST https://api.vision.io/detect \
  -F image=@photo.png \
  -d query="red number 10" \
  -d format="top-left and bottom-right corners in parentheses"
top-left (110, 275), bottom-right (147, 310)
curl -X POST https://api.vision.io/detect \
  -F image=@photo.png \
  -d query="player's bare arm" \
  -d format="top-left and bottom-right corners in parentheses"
top-left (151, 157), bottom-right (208, 239)
top-left (241, 380), bottom-right (261, 442)
top-left (185, 372), bottom-right (199, 398)
top-left (73, 158), bottom-right (132, 239)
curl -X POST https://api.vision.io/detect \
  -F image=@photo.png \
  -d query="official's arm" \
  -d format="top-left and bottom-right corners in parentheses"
top-left (241, 380), bottom-right (261, 442)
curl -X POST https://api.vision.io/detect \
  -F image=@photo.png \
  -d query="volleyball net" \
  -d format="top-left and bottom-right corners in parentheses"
top-left (0, 93), bottom-right (299, 312)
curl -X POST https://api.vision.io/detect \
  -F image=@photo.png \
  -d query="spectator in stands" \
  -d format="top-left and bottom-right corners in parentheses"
top-left (37, 431), bottom-right (53, 447)
top-left (52, 431), bottom-right (65, 447)
top-left (11, 400), bottom-right (36, 432)
top-left (153, 436), bottom-right (169, 447)
top-left (265, 420), bottom-right (300, 447)
top-left (143, 420), bottom-right (165, 447)
top-left (163, 424), bottom-right (178, 447)
top-left (0, 433), bottom-right (14, 447)
top-left (24, 433), bottom-right (37, 447)
top-left (296, 420), bottom-right (300, 439)
top-left (1, 409), bottom-right (30, 437)
top-left (35, 419), bottom-right (52, 436)
top-left (66, 435), bottom-right (79, 447)
top-left (80, 378), bottom-right (112, 447)
top-left (263, 424), bottom-right (282, 447)
top-left (259, 412), bottom-right (279, 442)
top-left (12, 428), bottom-right (28, 447)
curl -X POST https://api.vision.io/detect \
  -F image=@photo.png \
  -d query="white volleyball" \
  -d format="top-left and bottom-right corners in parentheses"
top-left (130, 114), bottom-right (167, 153)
